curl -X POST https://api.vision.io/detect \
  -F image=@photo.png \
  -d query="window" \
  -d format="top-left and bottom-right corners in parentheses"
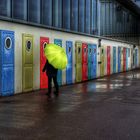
top-left (91, 0), bottom-right (97, 34)
top-left (105, 2), bottom-right (110, 34)
top-left (79, 0), bottom-right (85, 33)
top-left (68, 47), bottom-right (71, 53)
top-left (52, 0), bottom-right (62, 28)
top-left (84, 48), bottom-right (87, 53)
top-left (28, 0), bottom-right (40, 23)
top-left (26, 40), bottom-right (32, 52)
top-left (0, 0), bottom-right (11, 17)
top-left (63, 0), bottom-right (70, 29)
top-left (43, 42), bottom-right (47, 49)
top-left (94, 48), bottom-right (96, 53)
top-left (116, 5), bottom-right (123, 22)
top-left (128, 48), bottom-right (130, 57)
top-left (5, 37), bottom-right (12, 49)
top-left (12, 0), bottom-right (27, 20)
top-left (89, 48), bottom-right (92, 54)
top-left (85, 0), bottom-right (91, 34)
top-left (102, 49), bottom-right (104, 54)
top-left (127, 13), bottom-right (132, 23)
top-left (71, 0), bottom-right (78, 31)
top-left (42, 0), bottom-right (52, 26)
top-left (100, 2), bottom-right (106, 35)
top-left (78, 48), bottom-right (81, 54)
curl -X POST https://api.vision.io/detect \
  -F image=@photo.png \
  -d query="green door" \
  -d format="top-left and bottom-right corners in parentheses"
top-left (75, 42), bottom-right (82, 82)
top-left (100, 47), bottom-right (105, 77)
top-left (121, 47), bottom-right (123, 72)
top-left (22, 34), bottom-right (33, 92)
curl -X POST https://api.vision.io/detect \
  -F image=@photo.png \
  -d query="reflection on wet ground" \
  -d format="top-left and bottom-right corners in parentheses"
top-left (0, 69), bottom-right (140, 140)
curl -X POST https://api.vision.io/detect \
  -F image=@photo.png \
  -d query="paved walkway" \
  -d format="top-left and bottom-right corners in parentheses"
top-left (0, 69), bottom-right (140, 140)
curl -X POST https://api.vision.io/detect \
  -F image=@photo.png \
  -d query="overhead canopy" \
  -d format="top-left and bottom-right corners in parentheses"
top-left (117, 0), bottom-right (140, 16)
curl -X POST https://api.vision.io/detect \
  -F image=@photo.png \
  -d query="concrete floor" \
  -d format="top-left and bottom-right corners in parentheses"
top-left (0, 69), bottom-right (140, 140)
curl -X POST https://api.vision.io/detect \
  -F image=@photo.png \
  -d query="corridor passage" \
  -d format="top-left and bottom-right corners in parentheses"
top-left (0, 69), bottom-right (140, 140)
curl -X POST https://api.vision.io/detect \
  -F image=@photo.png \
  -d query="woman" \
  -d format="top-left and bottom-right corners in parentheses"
top-left (42, 60), bottom-right (59, 98)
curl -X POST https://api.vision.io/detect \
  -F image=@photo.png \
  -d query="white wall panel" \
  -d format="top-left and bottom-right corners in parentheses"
top-left (0, 20), bottom-right (138, 95)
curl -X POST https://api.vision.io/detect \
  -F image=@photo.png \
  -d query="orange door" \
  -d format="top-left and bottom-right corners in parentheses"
top-left (82, 43), bottom-right (88, 81)
top-left (40, 37), bottom-right (49, 89)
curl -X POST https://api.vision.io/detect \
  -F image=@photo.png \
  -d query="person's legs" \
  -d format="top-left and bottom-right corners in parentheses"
top-left (53, 76), bottom-right (59, 95)
top-left (47, 76), bottom-right (52, 96)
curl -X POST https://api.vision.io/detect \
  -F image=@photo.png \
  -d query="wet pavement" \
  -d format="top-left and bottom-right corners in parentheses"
top-left (0, 69), bottom-right (140, 140)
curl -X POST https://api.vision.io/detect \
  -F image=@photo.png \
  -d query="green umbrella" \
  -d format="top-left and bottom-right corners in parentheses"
top-left (44, 43), bottom-right (68, 69)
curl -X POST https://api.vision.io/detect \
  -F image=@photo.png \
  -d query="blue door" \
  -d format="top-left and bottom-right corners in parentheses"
top-left (126, 48), bottom-right (128, 71)
top-left (88, 44), bottom-right (97, 79)
top-left (135, 49), bottom-right (138, 67)
top-left (54, 39), bottom-right (62, 86)
top-left (92, 44), bottom-right (97, 78)
top-left (88, 44), bottom-right (92, 79)
top-left (0, 30), bottom-right (14, 96)
top-left (113, 47), bottom-right (116, 73)
top-left (118, 47), bottom-right (121, 72)
top-left (66, 41), bottom-right (73, 84)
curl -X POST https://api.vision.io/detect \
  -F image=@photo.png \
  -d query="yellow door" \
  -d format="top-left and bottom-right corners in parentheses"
top-left (75, 42), bottom-right (82, 82)
top-left (22, 34), bottom-right (33, 92)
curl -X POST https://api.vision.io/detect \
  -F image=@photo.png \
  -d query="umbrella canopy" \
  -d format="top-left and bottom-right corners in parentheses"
top-left (44, 43), bottom-right (68, 69)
